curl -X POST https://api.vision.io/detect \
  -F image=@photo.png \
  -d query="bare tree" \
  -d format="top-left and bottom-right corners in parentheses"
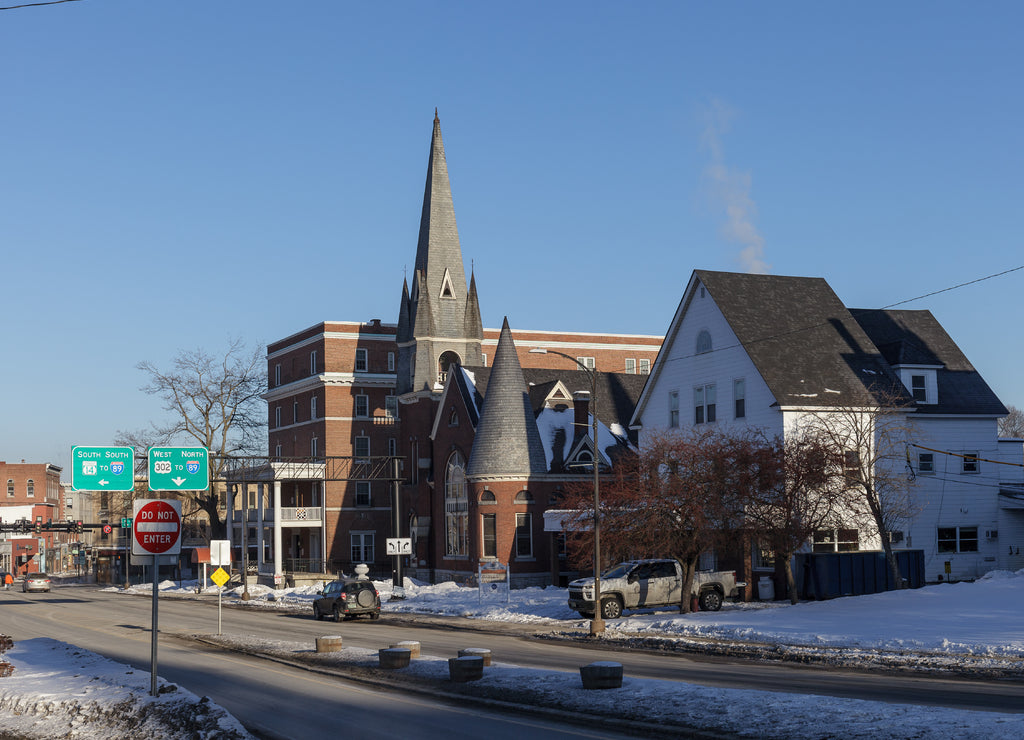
top-left (117, 339), bottom-right (266, 540)
top-left (743, 432), bottom-right (853, 604)
top-left (561, 428), bottom-right (756, 614)
top-left (999, 405), bottom-right (1024, 439)
top-left (798, 392), bottom-right (919, 589)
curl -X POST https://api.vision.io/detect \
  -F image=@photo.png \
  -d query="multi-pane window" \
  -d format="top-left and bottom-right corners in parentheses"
top-left (351, 532), bottom-right (374, 562)
top-left (310, 396), bottom-right (317, 420)
top-left (354, 436), bottom-right (370, 459)
top-left (576, 356), bottom-right (596, 370)
top-left (387, 438), bottom-right (397, 457)
top-left (694, 384), bottom-right (716, 424)
top-left (962, 452), bottom-right (979, 474)
top-left (274, 443), bottom-right (282, 457)
top-left (638, 358), bottom-right (651, 375)
top-left (387, 352), bottom-right (395, 372)
top-left (293, 401), bottom-right (299, 423)
top-left (385, 395), bottom-right (398, 419)
top-left (812, 528), bottom-right (859, 553)
top-left (696, 329), bottom-right (712, 354)
top-left (355, 482), bottom-right (371, 507)
top-left (918, 452), bottom-right (934, 474)
top-left (355, 394), bottom-right (369, 418)
top-left (26, 479), bottom-right (34, 497)
top-left (734, 378), bottom-right (745, 419)
top-left (625, 358), bottom-right (636, 374)
top-left (444, 451), bottom-right (469, 557)
top-left (6, 479), bottom-right (13, 497)
top-left (274, 364), bottom-right (281, 386)
top-left (310, 437), bottom-right (318, 458)
top-left (310, 350), bottom-right (318, 375)
top-left (515, 513), bottom-right (533, 558)
top-left (482, 513), bottom-right (497, 558)
top-left (275, 406), bottom-right (281, 428)
top-left (938, 526), bottom-right (979, 553)
top-left (668, 391), bottom-right (679, 428)
top-left (910, 374), bottom-right (927, 402)
top-left (355, 348), bottom-right (368, 372)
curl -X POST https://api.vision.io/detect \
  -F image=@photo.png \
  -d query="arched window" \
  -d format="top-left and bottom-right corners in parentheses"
top-left (26, 479), bottom-right (34, 497)
top-left (514, 490), bottom-right (534, 503)
top-left (6, 479), bottom-right (13, 497)
top-left (480, 490), bottom-right (496, 504)
top-left (438, 351), bottom-right (461, 384)
top-left (444, 451), bottom-right (468, 556)
top-left (696, 329), bottom-right (712, 354)
top-left (449, 408), bottom-right (459, 427)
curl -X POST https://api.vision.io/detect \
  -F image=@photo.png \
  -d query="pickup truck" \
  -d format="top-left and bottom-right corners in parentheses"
top-left (567, 558), bottom-right (745, 619)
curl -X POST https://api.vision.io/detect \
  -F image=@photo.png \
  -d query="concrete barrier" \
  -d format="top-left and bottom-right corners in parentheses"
top-left (448, 655), bottom-right (484, 682)
top-left (379, 648), bottom-right (412, 669)
top-left (315, 635), bottom-right (344, 653)
top-left (579, 661), bottom-right (623, 689)
top-left (390, 640), bottom-right (421, 658)
top-left (457, 647), bottom-right (491, 666)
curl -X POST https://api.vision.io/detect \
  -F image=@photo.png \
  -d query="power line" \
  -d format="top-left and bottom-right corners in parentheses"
top-left (0, 0), bottom-right (82, 10)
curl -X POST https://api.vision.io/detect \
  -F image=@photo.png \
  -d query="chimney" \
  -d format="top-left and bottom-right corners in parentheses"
top-left (572, 391), bottom-right (590, 435)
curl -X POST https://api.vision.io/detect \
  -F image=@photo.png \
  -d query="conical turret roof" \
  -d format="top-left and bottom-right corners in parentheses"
top-left (467, 318), bottom-right (548, 478)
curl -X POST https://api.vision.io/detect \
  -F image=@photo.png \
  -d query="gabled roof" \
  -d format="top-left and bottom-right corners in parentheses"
top-left (852, 309), bottom-right (1007, 416)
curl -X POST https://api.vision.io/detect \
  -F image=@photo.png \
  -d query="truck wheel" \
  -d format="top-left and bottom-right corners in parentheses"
top-left (600, 596), bottom-right (623, 620)
top-left (698, 590), bottom-right (723, 611)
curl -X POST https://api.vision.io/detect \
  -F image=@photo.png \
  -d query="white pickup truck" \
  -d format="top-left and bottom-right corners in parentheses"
top-left (567, 558), bottom-right (745, 619)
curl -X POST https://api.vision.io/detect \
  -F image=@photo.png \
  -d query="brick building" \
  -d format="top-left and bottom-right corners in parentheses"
top-left (0, 460), bottom-right (67, 575)
top-left (261, 113), bottom-right (661, 584)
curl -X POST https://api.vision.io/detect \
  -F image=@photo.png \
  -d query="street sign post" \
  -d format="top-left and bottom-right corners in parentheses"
top-left (147, 447), bottom-right (209, 491)
top-left (70, 446), bottom-right (135, 491)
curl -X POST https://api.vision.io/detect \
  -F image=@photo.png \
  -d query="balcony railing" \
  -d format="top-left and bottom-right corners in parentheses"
top-left (230, 507), bottom-right (322, 524)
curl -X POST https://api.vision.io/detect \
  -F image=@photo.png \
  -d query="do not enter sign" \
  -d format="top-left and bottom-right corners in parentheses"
top-left (132, 499), bottom-right (182, 556)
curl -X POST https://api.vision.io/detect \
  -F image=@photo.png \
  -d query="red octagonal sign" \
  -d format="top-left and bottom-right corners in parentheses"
top-left (132, 499), bottom-right (182, 556)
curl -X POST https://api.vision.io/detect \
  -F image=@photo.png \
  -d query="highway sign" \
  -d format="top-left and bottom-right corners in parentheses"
top-left (132, 499), bottom-right (182, 556)
top-left (121, 517), bottom-right (133, 529)
top-left (71, 446), bottom-right (135, 491)
top-left (148, 447), bottom-right (209, 491)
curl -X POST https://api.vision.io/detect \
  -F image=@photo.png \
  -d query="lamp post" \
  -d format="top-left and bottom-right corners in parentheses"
top-left (529, 348), bottom-right (605, 635)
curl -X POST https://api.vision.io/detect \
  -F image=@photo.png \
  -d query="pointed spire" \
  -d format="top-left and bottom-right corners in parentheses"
top-left (464, 268), bottom-right (483, 340)
top-left (396, 278), bottom-right (412, 344)
top-left (467, 318), bottom-right (548, 478)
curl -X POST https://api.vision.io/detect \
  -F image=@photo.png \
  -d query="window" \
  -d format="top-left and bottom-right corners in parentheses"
top-left (293, 401), bottom-right (299, 424)
top-left (275, 406), bottom-right (281, 428)
top-left (696, 329), bottom-right (712, 354)
top-left (480, 490), bottom-right (496, 504)
top-left (310, 437), bottom-right (318, 458)
top-left (444, 451), bottom-right (468, 557)
top-left (813, 528), bottom-right (859, 553)
top-left (384, 395), bottom-right (398, 420)
top-left (514, 490), bottom-right (534, 503)
top-left (638, 358), bottom-right (650, 375)
top-left (6, 479), bottom-right (13, 497)
top-left (625, 358), bottom-right (636, 374)
top-left (275, 442), bottom-right (282, 457)
top-left (310, 350), bottom-right (318, 375)
top-left (355, 482), bottom-right (371, 507)
top-left (734, 378), bottom-right (745, 419)
top-left (355, 348), bottom-right (368, 372)
top-left (515, 513), bottom-right (533, 558)
top-left (448, 408), bottom-right (459, 427)
top-left (310, 396), bottom-right (317, 419)
top-left (387, 352), bottom-right (395, 372)
top-left (911, 374), bottom-right (926, 403)
top-left (27, 479), bottom-right (34, 498)
top-left (482, 513), bottom-right (497, 558)
top-left (351, 532), bottom-right (374, 562)
top-left (274, 364), bottom-right (281, 386)
top-left (694, 384), bottom-right (716, 424)
top-left (387, 438), bottom-right (397, 457)
top-left (481, 353), bottom-right (487, 367)
top-left (844, 450), bottom-right (861, 476)
top-left (962, 452), bottom-right (979, 474)
top-left (354, 436), bottom-right (370, 459)
top-left (668, 391), bottom-right (679, 428)
top-left (938, 526), bottom-right (979, 553)
top-left (576, 356), bottom-right (595, 371)
top-left (918, 452), bottom-right (934, 474)
top-left (355, 394), bottom-right (369, 418)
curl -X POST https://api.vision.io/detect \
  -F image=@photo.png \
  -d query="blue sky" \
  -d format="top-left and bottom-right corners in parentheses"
top-left (3, 1), bottom-right (1022, 474)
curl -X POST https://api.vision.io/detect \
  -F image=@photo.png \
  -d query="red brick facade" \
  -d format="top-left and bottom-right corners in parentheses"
top-left (0, 461), bottom-right (67, 574)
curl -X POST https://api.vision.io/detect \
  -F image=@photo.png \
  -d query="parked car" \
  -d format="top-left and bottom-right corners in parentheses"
top-left (22, 574), bottom-right (51, 593)
top-left (313, 579), bottom-right (380, 621)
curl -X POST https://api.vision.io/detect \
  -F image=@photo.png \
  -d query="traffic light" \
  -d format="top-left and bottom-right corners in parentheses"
top-left (76, 521), bottom-right (83, 534)
top-left (34, 520), bottom-right (41, 535)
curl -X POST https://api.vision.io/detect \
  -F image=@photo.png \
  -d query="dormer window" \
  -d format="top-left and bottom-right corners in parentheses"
top-left (910, 375), bottom-right (926, 402)
top-left (897, 367), bottom-right (938, 405)
top-left (439, 268), bottom-right (456, 299)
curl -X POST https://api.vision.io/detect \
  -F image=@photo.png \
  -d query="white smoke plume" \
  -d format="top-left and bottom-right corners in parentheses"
top-left (700, 100), bottom-right (770, 274)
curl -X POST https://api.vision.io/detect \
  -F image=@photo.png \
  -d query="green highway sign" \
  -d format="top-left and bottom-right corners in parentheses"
top-left (148, 446), bottom-right (209, 491)
top-left (71, 446), bottom-right (135, 491)
top-left (121, 517), bottom-right (133, 529)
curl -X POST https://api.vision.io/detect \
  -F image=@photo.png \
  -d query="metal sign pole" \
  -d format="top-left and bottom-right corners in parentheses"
top-left (218, 585), bottom-right (223, 635)
top-left (150, 554), bottom-right (159, 697)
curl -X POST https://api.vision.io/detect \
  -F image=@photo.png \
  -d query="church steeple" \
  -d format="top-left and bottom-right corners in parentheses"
top-left (397, 112), bottom-right (483, 394)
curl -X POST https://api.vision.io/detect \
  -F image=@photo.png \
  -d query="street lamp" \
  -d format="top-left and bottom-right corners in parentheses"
top-left (530, 348), bottom-right (605, 635)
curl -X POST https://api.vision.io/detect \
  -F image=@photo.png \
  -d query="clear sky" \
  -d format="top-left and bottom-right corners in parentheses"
top-left (3, 1), bottom-right (1022, 475)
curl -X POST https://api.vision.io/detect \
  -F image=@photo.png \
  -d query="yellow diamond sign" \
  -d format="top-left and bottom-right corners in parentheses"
top-left (210, 567), bottom-right (229, 588)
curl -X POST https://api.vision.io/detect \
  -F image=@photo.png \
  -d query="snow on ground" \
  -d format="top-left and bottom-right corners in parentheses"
top-left (4, 570), bottom-right (1024, 738)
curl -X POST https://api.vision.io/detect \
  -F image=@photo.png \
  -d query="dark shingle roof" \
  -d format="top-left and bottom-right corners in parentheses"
top-left (696, 270), bottom-right (905, 407)
top-left (852, 309), bottom-right (1008, 416)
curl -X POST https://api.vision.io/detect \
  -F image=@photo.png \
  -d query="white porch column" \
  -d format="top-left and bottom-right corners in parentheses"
top-left (256, 482), bottom-right (265, 571)
top-left (273, 479), bottom-right (282, 582)
top-left (226, 485), bottom-right (234, 543)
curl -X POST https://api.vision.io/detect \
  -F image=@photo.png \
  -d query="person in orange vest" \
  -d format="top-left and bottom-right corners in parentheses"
top-left (3, 572), bottom-right (12, 590)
